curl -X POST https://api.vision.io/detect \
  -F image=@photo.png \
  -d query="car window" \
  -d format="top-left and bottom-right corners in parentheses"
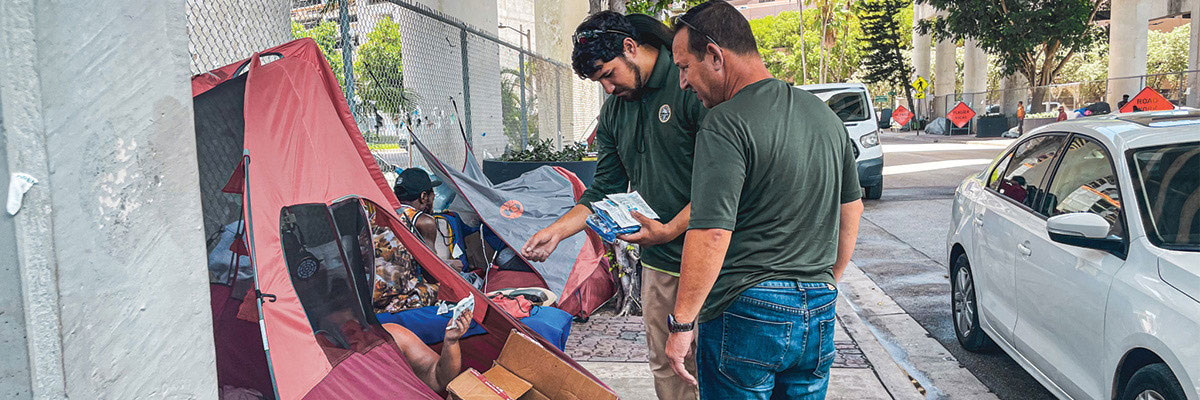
top-left (987, 151), bottom-right (1015, 190)
top-left (995, 134), bottom-right (1068, 215)
top-left (1130, 141), bottom-right (1200, 251)
top-left (808, 88), bottom-right (871, 122)
top-left (1045, 137), bottom-right (1124, 238)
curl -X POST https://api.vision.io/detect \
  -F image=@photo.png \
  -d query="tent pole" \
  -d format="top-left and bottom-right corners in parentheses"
top-left (243, 152), bottom-right (281, 400)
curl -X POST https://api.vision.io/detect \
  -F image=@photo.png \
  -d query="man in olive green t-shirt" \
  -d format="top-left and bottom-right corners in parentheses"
top-left (664, 2), bottom-right (864, 399)
top-left (520, 11), bottom-right (707, 400)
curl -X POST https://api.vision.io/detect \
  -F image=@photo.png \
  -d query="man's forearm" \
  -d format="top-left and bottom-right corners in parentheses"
top-left (832, 200), bottom-right (864, 281)
top-left (673, 228), bottom-right (731, 323)
top-left (434, 341), bottom-right (461, 390)
top-left (664, 204), bottom-right (692, 240)
top-left (547, 204), bottom-right (592, 238)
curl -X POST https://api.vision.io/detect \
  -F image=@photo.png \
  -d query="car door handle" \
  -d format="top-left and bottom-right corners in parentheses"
top-left (1017, 241), bottom-right (1032, 256)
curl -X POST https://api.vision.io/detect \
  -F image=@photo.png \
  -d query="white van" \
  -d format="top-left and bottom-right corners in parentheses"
top-left (798, 83), bottom-right (885, 199)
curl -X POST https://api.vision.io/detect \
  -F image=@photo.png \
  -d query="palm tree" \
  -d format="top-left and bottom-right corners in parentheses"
top-left (806, 0), bottom-right (856, 83)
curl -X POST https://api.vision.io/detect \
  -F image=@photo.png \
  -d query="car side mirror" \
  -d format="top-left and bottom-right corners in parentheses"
top-left (1046, 213), bottom-right (1124, 255)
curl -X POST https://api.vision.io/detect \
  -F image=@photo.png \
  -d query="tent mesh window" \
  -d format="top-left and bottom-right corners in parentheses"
top-left (280, 203), bottom-right (386, 365)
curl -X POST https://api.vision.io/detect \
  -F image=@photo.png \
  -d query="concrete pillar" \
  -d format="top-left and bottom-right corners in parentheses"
top-left (999, 74), bottom-right (1022, 115)
top-left (963, 39), bottom-right (988, 132)
top-left (912, 2), bottom-right (932, 117)
top-left (933, 18), bottom-right (958, 117)
top-left (0, 0), bottom-right (218, 398)
top-left (0, 104), bottom-right (33, 398)
top-left (1107, 0), bottom-right (1150, 106)
top-left (963, 39), bottom-right (988, 99)
top-left (1188, 0), bottom-right (1200, 107)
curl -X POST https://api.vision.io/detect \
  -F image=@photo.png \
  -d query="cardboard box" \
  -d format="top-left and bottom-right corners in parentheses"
top-left (448, 331), bottom-right (617, 400)
top-left (447, 367), bottom-right (531, 400)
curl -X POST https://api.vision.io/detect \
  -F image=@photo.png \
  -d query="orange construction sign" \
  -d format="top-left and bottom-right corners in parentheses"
top-left (1119, 86), bottom-right (1175, 113)
top-left (892, 105), bottom-right (913, 127)
top-left (947, 102), bottom-right (976, 128)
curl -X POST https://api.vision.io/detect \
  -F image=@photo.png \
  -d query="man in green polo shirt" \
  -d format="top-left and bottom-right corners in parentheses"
top-left (520, 11), bottom-right (706, 400)
top-left (663, 2), bottom-right (864, 399)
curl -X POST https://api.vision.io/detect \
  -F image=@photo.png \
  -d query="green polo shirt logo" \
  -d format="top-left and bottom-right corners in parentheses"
top-left (658, 104), bottom-right (671, 123)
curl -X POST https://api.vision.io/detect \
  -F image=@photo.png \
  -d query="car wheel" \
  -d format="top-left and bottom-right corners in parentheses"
top-left (864, 179), bottom-right (883, 200)
top-left (1121, 364), bottom-right (1187, 400)
top-left (952, 253), bottom-right (994, 352)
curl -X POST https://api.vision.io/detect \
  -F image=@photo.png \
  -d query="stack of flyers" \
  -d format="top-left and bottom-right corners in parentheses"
top-left (586, 191), bottom-right (660, 243)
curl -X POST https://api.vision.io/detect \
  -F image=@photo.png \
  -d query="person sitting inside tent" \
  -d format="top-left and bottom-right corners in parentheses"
top-left (394, 168), bottom-right (528, 276)
top-left (382, 304), bottom-right (474, 393)
top-left (395, 168), bottom-right (454, 266)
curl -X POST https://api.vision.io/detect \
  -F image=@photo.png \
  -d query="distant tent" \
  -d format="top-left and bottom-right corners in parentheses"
top-left (412, 136), bottom-right (614, 318)
top-left (192, 38), bottom-right (612, 399)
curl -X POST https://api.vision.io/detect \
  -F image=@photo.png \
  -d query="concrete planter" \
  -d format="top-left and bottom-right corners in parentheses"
top-left (1021, 117), bottom-right (1058, 133)
top-left (482, 160), bottom-right (598, 188)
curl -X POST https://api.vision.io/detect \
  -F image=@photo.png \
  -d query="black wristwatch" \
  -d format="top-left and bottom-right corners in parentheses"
top-left (667, 314), bottom-right (695, 333)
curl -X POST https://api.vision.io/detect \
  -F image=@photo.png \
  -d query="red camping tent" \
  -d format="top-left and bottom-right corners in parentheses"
top-left (193, 38), bottom-right (612, 399)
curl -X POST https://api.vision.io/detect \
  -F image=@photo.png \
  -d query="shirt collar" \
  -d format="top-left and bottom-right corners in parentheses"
top-left (645, 45), bottom-right (672, 90)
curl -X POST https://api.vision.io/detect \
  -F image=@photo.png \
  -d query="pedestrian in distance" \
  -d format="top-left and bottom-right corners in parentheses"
top-left (1016, 100), bottom-right (1026, 136)
top-left (521, 11), bottom-right (708, 400)
top-left (1118, 94), bottom-right (1130, 110)
top-left (665, 1), bottom-right (865, 399)
top-left (1057, 106), bottom-right (1068, 122)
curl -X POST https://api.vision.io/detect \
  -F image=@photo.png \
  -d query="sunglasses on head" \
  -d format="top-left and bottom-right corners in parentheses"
top-left (671, 14), bottom-right (719, 47)
top-left (572, 29), bottom-right (633, 45)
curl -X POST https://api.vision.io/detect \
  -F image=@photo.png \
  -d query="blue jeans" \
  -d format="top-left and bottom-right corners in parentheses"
top-left (697, 281), bottom-right (838, 400)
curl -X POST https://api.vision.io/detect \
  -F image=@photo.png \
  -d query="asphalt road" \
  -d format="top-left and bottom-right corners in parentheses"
top-left (852, 132), bottom-right (1056, 400)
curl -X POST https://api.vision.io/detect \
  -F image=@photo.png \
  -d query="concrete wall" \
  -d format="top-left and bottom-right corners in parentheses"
top-left (0, 0), bottom-right (217, 398)
top-left (0, 94), bottom-right (33, 398)
top-left (416, 0), bottom-right (499, 35)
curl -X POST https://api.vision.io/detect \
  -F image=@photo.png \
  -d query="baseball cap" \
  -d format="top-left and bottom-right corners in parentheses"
top-left (394, 168), bottom-right (442, 200)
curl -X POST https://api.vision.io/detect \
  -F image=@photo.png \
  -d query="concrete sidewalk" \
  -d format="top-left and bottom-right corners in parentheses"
top-left (566, 274), bottom-right (925, 400)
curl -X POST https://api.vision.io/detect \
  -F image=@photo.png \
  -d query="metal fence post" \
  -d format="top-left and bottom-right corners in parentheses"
top-left (339, 0), bottom-right (356, 117)
top-left (460, 29), bottom-right (473, 148)
top-left (519, 52), bottom-right (529, 149)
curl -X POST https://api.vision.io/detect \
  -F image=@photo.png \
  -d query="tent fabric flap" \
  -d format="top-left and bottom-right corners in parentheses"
top-left (413, 137), bottom-right (615, 317)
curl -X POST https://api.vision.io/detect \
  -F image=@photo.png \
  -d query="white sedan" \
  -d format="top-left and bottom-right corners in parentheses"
top-left (947, 110), bottom-right (1200, 400)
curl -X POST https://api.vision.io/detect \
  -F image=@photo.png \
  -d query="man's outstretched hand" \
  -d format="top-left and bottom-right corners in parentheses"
top-left (618, 212), bottom-right (677, 246)
top-left (521, 228), bottom-right (561, 262)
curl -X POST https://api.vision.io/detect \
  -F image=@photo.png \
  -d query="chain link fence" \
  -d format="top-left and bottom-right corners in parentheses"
top-left (908, 70), bottom-right (1200, 135)
top-left (188, 0), bottom-right (599, 174)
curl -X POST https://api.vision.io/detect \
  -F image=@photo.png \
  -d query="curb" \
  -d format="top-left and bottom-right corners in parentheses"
top-left (836, 295), bottom-right (925, 400)
top-left (839, 262), bottom-right (1000, 400)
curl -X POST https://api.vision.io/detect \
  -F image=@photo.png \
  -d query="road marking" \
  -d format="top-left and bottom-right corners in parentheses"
top-left (883, 159), bottom-right (994, 176)
top-left (882, 142), bottom-right (1012, 153)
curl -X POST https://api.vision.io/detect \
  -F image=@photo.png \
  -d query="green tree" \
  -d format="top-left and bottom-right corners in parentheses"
top-left (501, 65), bottom-right (538, 151)
top-left (292, 20), bottom-right (346, 86)
top-left (749, 8), bottom-right (864, 85)
top-left (916, 0), bottom-right (1106, 107)
top-left (858, 0), bottom-right (914, 113)
top-left (1146, 24), bottom-right (1191, 97)
top-left (626, 0), bottom-right (705, 17)
top-left (354, 16), bottom-right (417, 125)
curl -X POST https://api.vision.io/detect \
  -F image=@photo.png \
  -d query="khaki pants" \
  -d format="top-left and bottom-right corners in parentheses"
top-left (642, 267), bottom-right (698, 400)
